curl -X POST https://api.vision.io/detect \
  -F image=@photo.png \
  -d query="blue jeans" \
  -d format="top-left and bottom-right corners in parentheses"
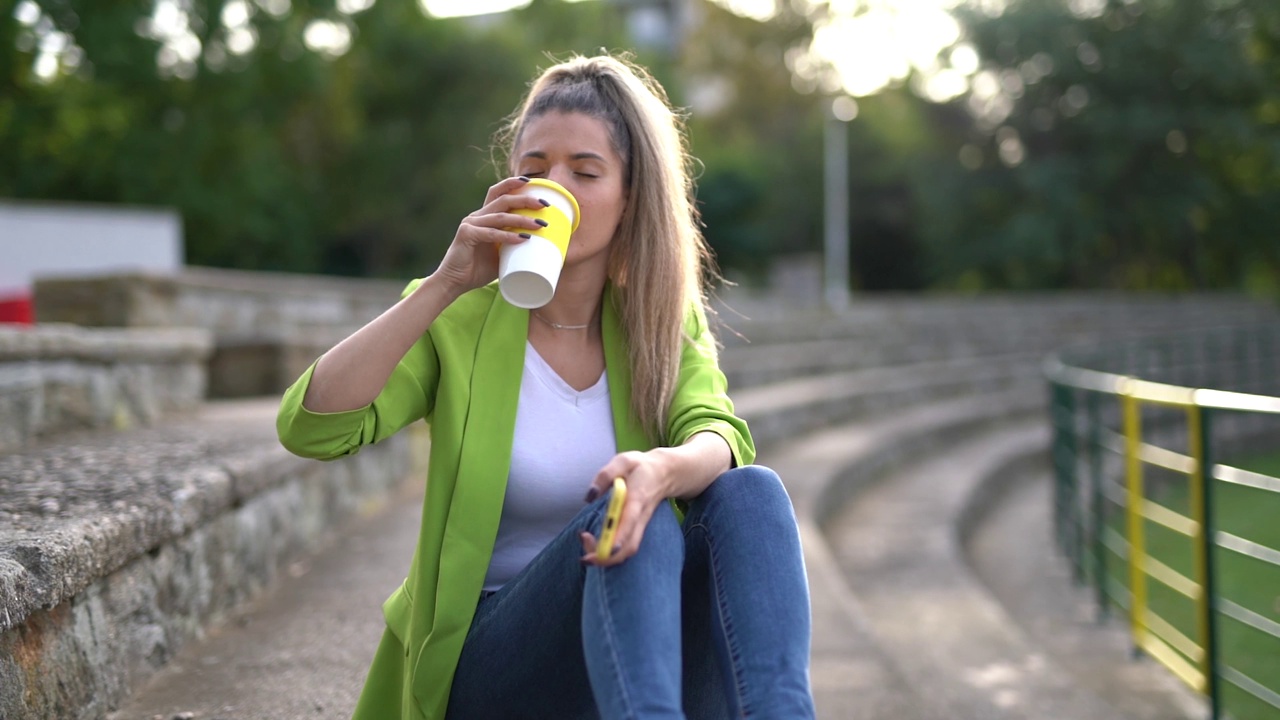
top-left (446, 465), bottom-right (816, 719)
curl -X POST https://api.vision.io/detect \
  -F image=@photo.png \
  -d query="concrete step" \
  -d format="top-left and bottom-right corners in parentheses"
top-left (722, 341), bottom-right (1042, 390)
top-left (824, 424), bottom-right (1140, 720)
top-left (763, 392), bottom-right (1046, 719)
top-left (716, 294), bottom-right (1278, 347)
top-left (738, 352), bottom-right (1044, 448)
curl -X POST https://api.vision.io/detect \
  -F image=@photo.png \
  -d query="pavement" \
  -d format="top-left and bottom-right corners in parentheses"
top-left (112, 399), bottom-right (1203, 720)
top-left (965, 469), bottom-right (1203, 720)
top-left (111, 480), bottom-right (423, 720)
top-left (825, 425), bottom-right (1130, 720)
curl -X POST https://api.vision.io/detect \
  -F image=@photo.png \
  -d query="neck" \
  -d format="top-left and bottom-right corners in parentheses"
top-left (538, 256), bottom-right (608, 329)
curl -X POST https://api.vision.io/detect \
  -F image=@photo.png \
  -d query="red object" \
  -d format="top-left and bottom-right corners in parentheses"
top-left (0, 294), bottom-right (34, 324)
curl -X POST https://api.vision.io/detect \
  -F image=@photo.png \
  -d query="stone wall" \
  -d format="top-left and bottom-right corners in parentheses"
top-left (0, 401), bottom-right (425, 718)
top-left (0, 325), bottom-right (212, 454)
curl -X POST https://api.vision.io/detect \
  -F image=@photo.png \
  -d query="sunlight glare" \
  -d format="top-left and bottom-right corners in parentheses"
top-left (14, 1), bottom-right (40, 26)
top-left (419, 0), bottom-right (531, 18)
top-left (712, 0), bottom-right (777, 21)
top-left (255, 0), bottom-right (291, 18)
top-left (222, 0), bottom-right (251, 29)
top-left (812, 10), bottom-right (911, 97)
top-left (950, 44), bottom-right (980, 76)
top-left (304, 19), bottom-right (352, 57)
top-left (226, 26), bottom-right (257, 55)
top-left (808, 0), bottom-right (966, 99)
top-left (831, 95), bottom-right (859, 122)
top-left (338, 0), bottom-right (376, 14)
top-left (34, 50), bottom-right (58, 80)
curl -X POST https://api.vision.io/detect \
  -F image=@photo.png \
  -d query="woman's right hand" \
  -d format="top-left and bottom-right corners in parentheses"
top-left (432, 176), bottom-right (548, 298)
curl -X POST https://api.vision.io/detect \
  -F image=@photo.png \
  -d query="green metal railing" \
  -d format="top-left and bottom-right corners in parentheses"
top-left (1046, 325), bottom-right (1280, 720)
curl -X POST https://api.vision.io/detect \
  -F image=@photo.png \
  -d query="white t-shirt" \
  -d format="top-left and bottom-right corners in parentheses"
top-left (482, 342), bottom-right (618, 591)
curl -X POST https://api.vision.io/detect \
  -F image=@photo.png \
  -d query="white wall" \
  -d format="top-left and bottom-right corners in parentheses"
top-left (0, 201), bottom-right (183, 295)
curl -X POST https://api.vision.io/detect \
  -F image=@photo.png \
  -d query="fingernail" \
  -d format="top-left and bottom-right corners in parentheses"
top-left (535, 219), bottom-right (549, 227)
top-left (584, 487), bottom-right (600, 503)
top-left (518, 176), bottom-right (530, 182)
top-left (518, 233), bottom-right (532, 239)
top-left (579, 557), bottom-right (593, 566)
top-left (538, 199), bottom-right (551, 207)
top-left (611, 544), bottom-right (621, 555)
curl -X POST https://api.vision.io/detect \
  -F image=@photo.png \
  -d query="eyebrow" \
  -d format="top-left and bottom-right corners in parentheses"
top-left (520, 151), bottom-right (608, 162)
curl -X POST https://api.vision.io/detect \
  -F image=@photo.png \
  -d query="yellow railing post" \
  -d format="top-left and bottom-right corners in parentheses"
top-left (1123, 389), bottom-right (1148, 651)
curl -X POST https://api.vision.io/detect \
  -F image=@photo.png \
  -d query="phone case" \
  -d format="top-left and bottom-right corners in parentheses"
top-left (596, 477), bottom-right (627, 561)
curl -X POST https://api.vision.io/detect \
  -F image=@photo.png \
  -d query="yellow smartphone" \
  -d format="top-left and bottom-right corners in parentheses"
top-left (596, 477), bottom-right (627, 562)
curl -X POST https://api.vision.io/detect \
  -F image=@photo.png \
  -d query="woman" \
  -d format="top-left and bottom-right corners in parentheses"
top-left (277, 54), bottom-right (814, 720)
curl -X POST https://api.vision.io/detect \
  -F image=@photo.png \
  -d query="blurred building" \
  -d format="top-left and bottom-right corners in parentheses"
top-left (0, 201), bottom-right (183, 323)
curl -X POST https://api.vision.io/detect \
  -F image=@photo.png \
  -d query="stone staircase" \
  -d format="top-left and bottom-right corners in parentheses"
top-left (2, 274), bottom-right (1276, 719)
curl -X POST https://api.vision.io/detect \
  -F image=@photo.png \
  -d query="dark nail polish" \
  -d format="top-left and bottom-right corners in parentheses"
top-left (584, 487), bottom-right (600, 503)
top-left (579, 557), bottom-right (593, 566)
top-left (611, 545), bottom-right (621, 555)
top-left (538, 198), bottom-right (551, 207)
top-left (518, 232), bottom-right (531, 239)
top-left (535, 219), bottom-right (549, 227)
top-left (518, 176), bottom-right (530, 182)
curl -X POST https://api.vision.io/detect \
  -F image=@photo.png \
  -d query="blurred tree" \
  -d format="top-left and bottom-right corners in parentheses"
top-left (9, 0), bottom-right (1274, 293)
top-left (681, 0), bottom-right (824, 284)
top-left (923, 0), bottom-right (1280, 292)
top-left (0, 0), bottom-right (640, 278)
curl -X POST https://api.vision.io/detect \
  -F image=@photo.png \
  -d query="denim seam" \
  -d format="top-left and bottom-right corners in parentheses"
top-left (594, 530), bottom-right (637, 719)
top-left (687, 520), bottom-right (751, 718)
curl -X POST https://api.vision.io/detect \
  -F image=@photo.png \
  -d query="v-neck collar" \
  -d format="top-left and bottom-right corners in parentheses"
top-left (524, 340), bottom-right (609, 403)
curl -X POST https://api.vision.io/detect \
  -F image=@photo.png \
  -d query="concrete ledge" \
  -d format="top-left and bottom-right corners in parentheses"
top-left (0, 400), bottom-right (423, 719)
top-left (740, 353), bottom-right (1044, 451)
top-left (34, 268), bottom-right (405, 399)
top-left (720, 316), bottom-right (1272, 389)
top-left (715, 292), bottom-right (1278, 348)
top-left (0, 325), bottom-right (212, 454)
top-left (33, 267), bottom-right (405, 333)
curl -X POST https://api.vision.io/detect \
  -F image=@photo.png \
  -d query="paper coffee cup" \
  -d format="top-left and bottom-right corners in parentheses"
top-left (499, 179), bottom-right (581, 309)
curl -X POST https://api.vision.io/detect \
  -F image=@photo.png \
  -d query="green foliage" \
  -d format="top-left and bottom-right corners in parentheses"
top-left (0, 0), bottom-right (642, 278)
top-left (922, 0), bottom-right (1280, 292)
top-left (682, 1), bottom-right (824, 284)
top-left (6, 0), bottom-right (1276, 294)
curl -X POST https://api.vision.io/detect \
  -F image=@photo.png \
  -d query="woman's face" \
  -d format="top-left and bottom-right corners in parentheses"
top-left (512, 111), bottom-right (628, 269)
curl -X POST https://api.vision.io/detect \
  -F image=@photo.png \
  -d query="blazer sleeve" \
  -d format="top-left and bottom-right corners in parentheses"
top-left (276, 280), bottom-right (440, 461)
top-left (665, 304), bottom-right (756, 468)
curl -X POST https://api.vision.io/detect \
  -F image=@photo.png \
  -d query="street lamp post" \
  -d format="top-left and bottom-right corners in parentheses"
top-left (824, 95), bottom-right (857, 313)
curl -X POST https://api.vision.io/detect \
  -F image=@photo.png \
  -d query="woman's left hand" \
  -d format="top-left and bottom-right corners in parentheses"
top-left (579, 450), bottom-right (672, 567)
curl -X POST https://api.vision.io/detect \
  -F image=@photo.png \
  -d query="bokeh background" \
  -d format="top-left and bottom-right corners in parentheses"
top-left (3, 0), bottom-right (1278, 295)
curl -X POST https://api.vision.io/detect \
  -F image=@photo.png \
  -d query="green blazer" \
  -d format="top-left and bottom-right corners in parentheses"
top-left (276, 280), bottom-right (755, 720)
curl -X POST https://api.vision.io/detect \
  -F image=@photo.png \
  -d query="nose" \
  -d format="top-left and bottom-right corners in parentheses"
top-left (546, 165), bottom-right (574, 189)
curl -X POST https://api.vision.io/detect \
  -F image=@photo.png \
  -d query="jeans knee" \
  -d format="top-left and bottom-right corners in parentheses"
top-left (639, 500), bottom-right (684, 557)
top-left (699, 465), bottom-right (795, 522)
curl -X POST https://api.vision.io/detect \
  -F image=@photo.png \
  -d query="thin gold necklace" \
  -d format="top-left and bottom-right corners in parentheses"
top-left (533, 311), bottom-right (591, 331)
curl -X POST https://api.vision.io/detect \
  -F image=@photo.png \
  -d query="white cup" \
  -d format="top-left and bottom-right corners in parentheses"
top-left (498, 179), bottom-right (581, 309)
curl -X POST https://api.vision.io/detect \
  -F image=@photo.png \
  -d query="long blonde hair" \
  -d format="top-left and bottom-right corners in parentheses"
top-left (495, 54), bottom-right (717, 442)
